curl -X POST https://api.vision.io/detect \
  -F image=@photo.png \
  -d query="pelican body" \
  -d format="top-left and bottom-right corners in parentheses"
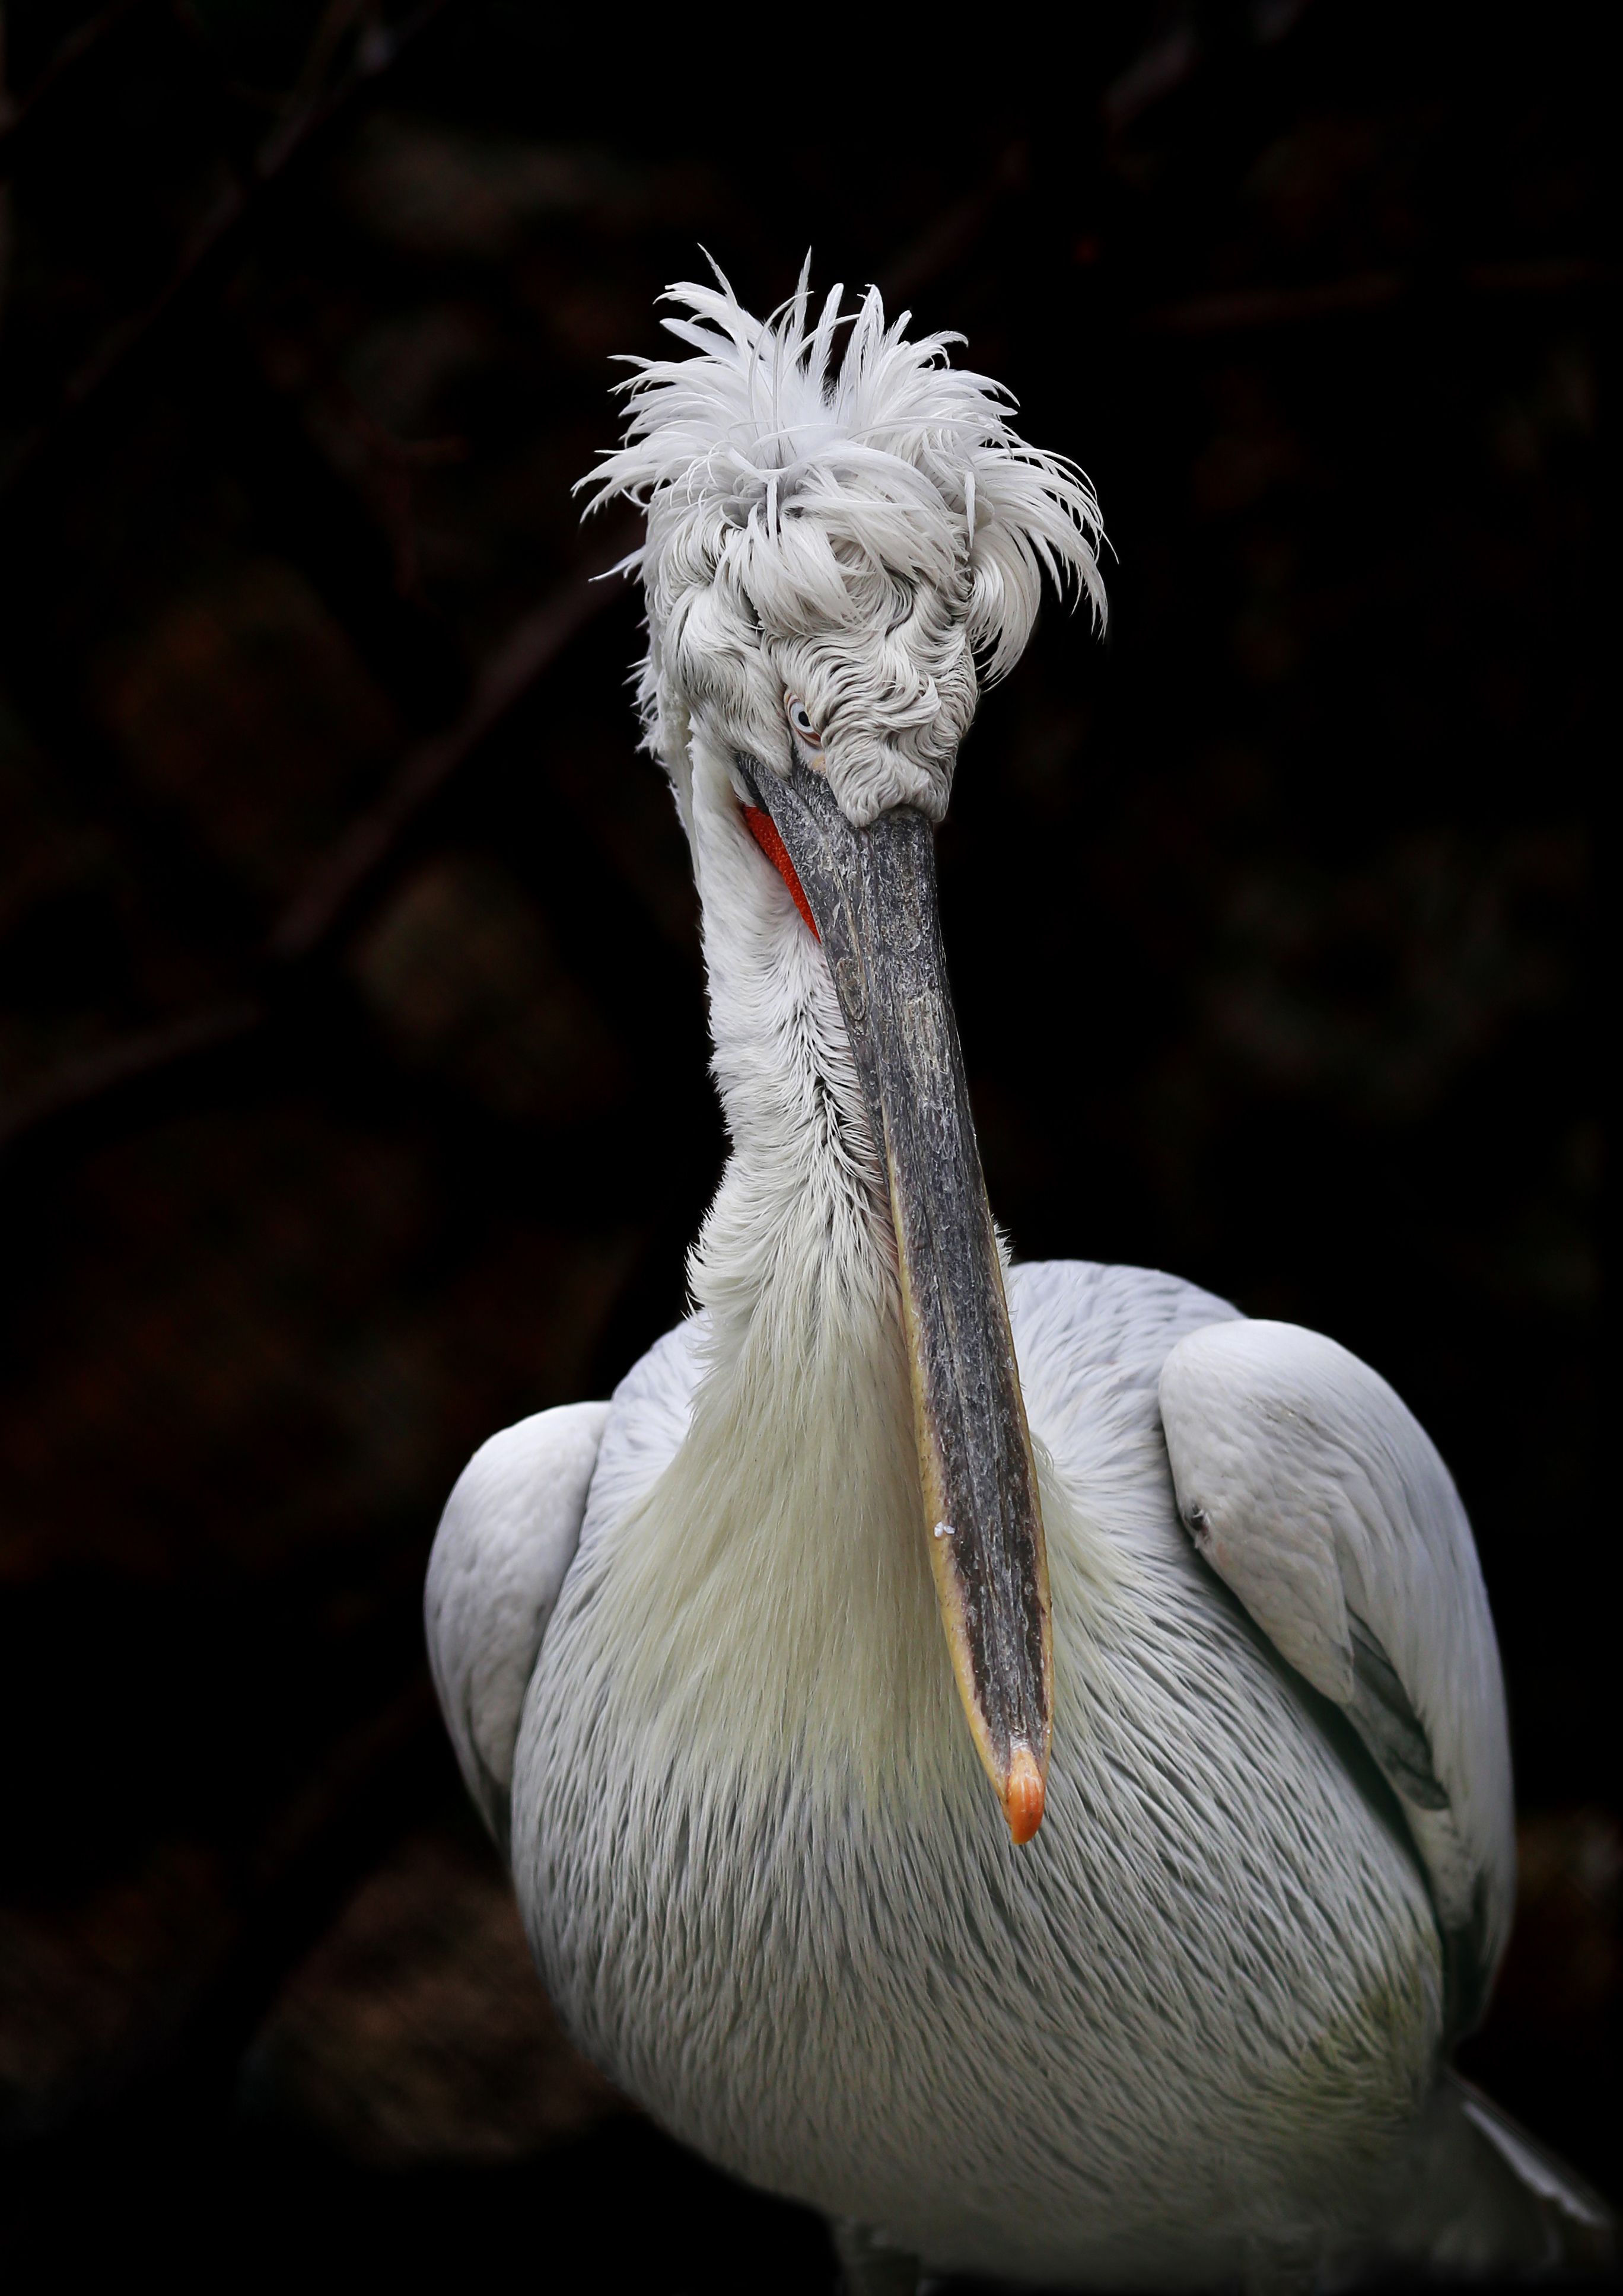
top-left (426, 273), bottom-right (1609, 2287)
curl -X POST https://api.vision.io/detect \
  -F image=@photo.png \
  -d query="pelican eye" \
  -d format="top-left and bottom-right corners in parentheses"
top-left (1185, 1504), bottom-right (1208, 1535)
top-left (786, 696), bottom-right (820, 745)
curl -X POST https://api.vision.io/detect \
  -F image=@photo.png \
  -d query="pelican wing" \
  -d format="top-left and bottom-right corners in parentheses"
top-left (425, 1401), bottom-right (608, 1854)
top-left (1158, 1319), bottom-right (1514, 2032)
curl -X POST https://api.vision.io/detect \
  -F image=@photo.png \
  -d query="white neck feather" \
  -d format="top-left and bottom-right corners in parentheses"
top-left (594, 735), bottom-right (967, 1795)
top-left (685, 733), bottom-right (894, 1366)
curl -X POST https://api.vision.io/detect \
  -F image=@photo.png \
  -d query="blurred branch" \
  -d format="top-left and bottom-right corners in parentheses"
top-left (282, 0), bottom-right (374, 124)
top-left (1099, 0), bottom-right (1317, 139)
top-left (11, 1680), bottom-right (444, 2147)
top-left (0, 533), bottom-right (638, 1160)
top-left (879, 143), bottom-right (1030, 307)
top-left (0, 0), bottom-right (448, 497)
top-left (1137, 257), bottom-right (1615, 335)
top-left (1102, 12), bottom-right (1201, 136)
top-left (0, 0), bottom-right (151, 177)
top-left (205, 319), bottom-right (473, 724)
top-left (0, 1001), bottom-right (263, 1151)
top-left (298, 386), bottom-right (470, 606)
top-left (268, 533), bottom-right (637, 964)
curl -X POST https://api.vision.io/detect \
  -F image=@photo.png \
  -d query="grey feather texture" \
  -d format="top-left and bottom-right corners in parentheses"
top-left (511, 1265), bottom-right (1463, 2287)
top-left (431, 1276), bottom-right (1606, 2284)
top-left (425, 1400), bottom-right (607, 1852)
top-left (1158, 1318), bottom-right (1515, 2031)
top-left (1346, 1613), bottom-right (1449, 1812)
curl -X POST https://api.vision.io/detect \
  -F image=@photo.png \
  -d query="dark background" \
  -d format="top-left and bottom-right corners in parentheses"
top-left (0, 2), bottom-right (1609, 2285)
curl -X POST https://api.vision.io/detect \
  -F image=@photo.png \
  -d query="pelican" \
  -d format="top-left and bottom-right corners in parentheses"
top-left (425, 268), bottom-right (1609, 2290)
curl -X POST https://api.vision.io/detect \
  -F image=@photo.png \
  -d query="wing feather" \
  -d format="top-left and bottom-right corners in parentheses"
top-left (1158, 1320), bottom-right (1514, 2031)
top-left (424, 1401), bottom-right (608, 1854)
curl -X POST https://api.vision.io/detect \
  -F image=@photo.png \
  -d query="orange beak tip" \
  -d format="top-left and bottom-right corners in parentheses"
top-left (1004, 1746), bottom-right (1046, 1846)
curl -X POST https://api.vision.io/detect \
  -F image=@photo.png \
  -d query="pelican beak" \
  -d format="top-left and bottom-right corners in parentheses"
top-left (740, 759), bottom-right (1053, 1845)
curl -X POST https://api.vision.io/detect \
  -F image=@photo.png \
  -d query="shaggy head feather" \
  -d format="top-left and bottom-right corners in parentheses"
top-left (580, 261), bottom-right (1107, 828)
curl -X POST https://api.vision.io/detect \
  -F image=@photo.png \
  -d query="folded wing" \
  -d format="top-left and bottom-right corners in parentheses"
top-left (1158, 1320), bottom-right (1514, 2033)
top-left (425, 1401), bottom-right (608, 1855)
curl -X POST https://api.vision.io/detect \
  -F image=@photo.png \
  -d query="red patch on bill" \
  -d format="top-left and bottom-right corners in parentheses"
top-left (742, 804), bottom-right (819, 940)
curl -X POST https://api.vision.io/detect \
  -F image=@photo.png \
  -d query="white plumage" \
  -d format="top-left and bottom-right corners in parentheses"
top-left (427, 270), bottom-right (1609, 2288)
top-left (576, 257), bottom-right (1104, 832)
top-left (426, 1400), bottom-right (606, 1852)
top-left (1159, 1320), bottom-right (1514, 2024)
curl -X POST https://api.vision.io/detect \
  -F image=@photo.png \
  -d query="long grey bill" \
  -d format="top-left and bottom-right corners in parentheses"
top-left (740, 756), bottom-right (1053, 1843)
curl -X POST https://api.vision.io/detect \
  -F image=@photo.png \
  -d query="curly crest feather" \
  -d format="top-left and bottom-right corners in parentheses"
top-left (579, 262), bottom-right (1106, 828)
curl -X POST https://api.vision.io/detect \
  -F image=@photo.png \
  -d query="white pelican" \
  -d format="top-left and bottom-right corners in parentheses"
top-left (425, 268), bottom-right (1610, 2290)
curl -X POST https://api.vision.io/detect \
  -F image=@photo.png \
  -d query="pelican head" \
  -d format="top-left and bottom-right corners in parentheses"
top-left (581, 263), bottom-right (1106, 1843)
